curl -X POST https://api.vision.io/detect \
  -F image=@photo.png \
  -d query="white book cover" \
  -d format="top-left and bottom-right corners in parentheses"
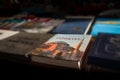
top-left (0, 29), bottom-right (19, 40)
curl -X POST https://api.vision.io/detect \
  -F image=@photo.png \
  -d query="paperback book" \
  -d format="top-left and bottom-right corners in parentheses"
top-left (52, 16), bottom-right (94, 34)
top-left (88, 33), bottom-right (120, 71)
top-left (13, 18), bottom-right (64, 33)
top-left (0, 32), bottom-right (53, 62)
top-left (31, 34), bottom-right (91, 69)
top-left (91, 17), bottom-right (120, 36)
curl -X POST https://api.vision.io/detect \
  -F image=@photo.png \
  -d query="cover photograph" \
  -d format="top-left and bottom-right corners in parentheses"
top-left (31, 34), bottom-right (91, 69)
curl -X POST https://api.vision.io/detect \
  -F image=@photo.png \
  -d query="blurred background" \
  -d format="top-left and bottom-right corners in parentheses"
top-left (0, 0), bottom-right (120, 17)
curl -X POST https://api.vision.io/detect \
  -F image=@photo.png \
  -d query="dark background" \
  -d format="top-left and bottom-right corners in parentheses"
top-left (0, 59), bottom-right (120, 80)
top-left (0, 0), bottom-right (120, 79)
top-left (0, 0), bottom-right (120, 17)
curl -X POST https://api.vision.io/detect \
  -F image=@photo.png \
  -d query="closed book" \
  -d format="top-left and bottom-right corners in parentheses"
top-left (31, 34), bottom-right (91, 69)
top-left (0, 32), bottom-right (53, 62)
top-left (88, 33), bottom-right (120, 71)
top-left (91, 17), bottom-right (120, 36)
top-left (52, 16), bottom-right (94, 34)
top-left (13, 18), bottom-right (59, 33)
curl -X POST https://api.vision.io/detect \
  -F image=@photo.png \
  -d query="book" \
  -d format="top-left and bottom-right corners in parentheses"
top-left (0, 32), bottom-right (53, 62)
top-left (24, 18), bottom-right (54, 33)
top-left (91, 17), bottom-right (120, 36)
top-left (51, 16), bottom-right (94, 34)
top-left (0, 29), bottom-right (19, 40)
top-left (88, 33), bottom-right (120, 71)
top-left (0, 17), bottom-right (25, 30)
top-left (13, 18), bottom-right (65, 33)
top-left (30, 19), bottom-right (65, 33)
top-left (31, 34), bottom-right (92, 69)
top-left (13, 21), bottom-right (37, 31)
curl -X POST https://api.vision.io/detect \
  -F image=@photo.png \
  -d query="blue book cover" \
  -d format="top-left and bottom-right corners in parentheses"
top-left (52, 16), bottom-right (94, 34)
top-left (91, 18), bottom-right (120, 36)
top-left (88, 33), bottom-right (120, 70)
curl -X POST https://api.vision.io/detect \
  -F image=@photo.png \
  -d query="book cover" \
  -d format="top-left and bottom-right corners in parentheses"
top-left (40, 19), bottom-right (65, 27)
top-left (23, 19), bottom-right (65, 33)
top-left (0, 29), bottom-right (19, 40)
top-left (13, 21), bottom-right (36, 30)
top-left (13, 18), bottom-right (54, 33)
top-left (33, 19), bottom-right (65, 33)
top-left (31, 34), bottom-right (91, 69)
top-left (0, 32), bottom-right (53, 62)
top-left (0, 17), bottom-right (25, 29)
top-left (91, 17), bottom-right (120, 36)
top-left (52, 16), bottom-right (94, 34)
top-left (26, 18), bottom-right (54, 33)
top-left (88, 33), bottom-right (120, 71)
